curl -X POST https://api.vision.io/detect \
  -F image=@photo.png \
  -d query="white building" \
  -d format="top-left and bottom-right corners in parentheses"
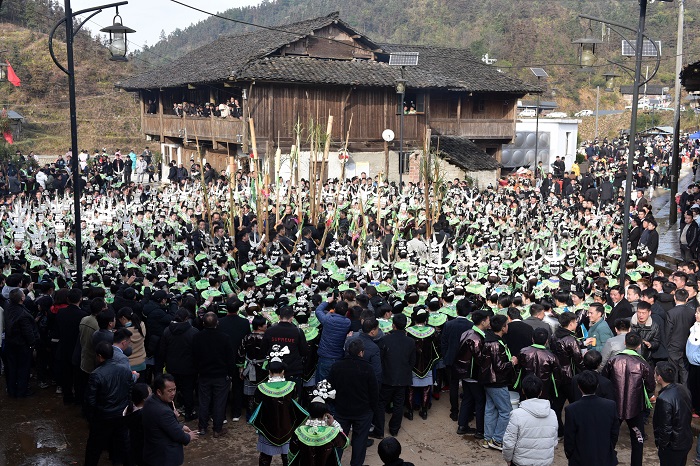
top-left (501, 118), bottom-right (580, 172)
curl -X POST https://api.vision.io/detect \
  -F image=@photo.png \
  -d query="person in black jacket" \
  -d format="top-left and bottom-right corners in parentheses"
top-left (504, 306), bottom-right (534, 357)
top-left (123, 383), bottom-right (150, 466)
top-left (261, 305), bottom-right (308, 394)
top-left (606, 286), bottom-right (634, 332)
top-left (564, 370), bottom-right (620, 466)
top-left (376, 313), bottom-right (416, 438)
top-left (56, 289), bottom-right (88, 403)
top-left (191, 312), bottom-right (236, 436)
top-left (327, 338), bottom-right (379, 466)
top-left (217, 297), bottom-right (250, 422)
top-left (653, 362), bottom-right (693, 466)
top-left (158, 308), bottom-right (199, 421)
top-left (4, 288), bottom-right (40, 397)
top-left (142, 374), bottom-right (198, 466)
top-left (570, 350), bottom-right (615, 402)
top-left (143, 290), bottom-right (174, 365)
top-left (440, 298), bottom-right (473, 421)
top-left (666, 289), bottom-right (695, 384)
top-left (84, 341), bottom-right (134, 466)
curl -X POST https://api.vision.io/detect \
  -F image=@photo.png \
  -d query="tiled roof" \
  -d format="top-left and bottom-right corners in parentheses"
top-left (119, 13), bottom-right (535, 94)
top-left (432, 135), bottom-right (500, 171)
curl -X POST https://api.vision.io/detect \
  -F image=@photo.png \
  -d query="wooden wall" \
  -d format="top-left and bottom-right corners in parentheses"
top-left (248, 83), bottom-right (427, 156)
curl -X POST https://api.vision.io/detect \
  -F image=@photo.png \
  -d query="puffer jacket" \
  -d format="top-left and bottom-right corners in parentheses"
top-left (502, 398), bottom-right (558, 466)
top-left (315, 302), bottom-right (351, 360)
top-left (630, 317), bottom-right (662, 361)
top-left (601, 350), bottom-right (655, 420)
top-left (516, 345), bottom-right (561, 400)
top-left (158, 320), bottom-right (198, 375)
top-left (454, 327), bottom-right (485, 380)
top-left (550, 327), bottom-right (584, 386)
top-left (85, 358), bottom-right (134, 420)
top-left (653, 383), bottom-right (693, 451)
top-left (477, 330), bottom-right (514, 386)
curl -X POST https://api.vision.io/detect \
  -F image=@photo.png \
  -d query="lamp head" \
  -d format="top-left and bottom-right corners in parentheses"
top-left (100, 8), bottom-right (135, 62)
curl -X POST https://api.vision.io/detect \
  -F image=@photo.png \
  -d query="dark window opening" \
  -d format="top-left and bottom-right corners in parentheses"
top-left (397, 92), bottom-right (425, 114)
top-left (473, 97), bottom-right (486, 114)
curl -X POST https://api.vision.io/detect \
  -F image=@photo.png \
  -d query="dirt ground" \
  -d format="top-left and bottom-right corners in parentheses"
top-left (1, 378), bottom-right (693, 466)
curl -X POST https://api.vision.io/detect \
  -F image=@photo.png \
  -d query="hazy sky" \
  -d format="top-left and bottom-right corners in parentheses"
top-left (69, 0), bottom-right (261, 50)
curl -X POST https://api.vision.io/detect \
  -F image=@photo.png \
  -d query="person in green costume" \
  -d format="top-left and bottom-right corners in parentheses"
top-left (405, 307), bottom-right (439, 420)
top-left (288, 381), bottom-right (349, 466)
top-left (249, 358), bottom-right (308, 466)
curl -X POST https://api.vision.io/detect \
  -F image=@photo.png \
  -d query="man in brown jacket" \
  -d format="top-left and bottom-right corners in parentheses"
top-left (602, 332), bottom-right (655, 466)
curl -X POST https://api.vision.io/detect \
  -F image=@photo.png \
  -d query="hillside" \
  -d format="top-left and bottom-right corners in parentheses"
top-left (137, 0), bottom-right (699, 139)
top-left (0, 21), bottom-right (142, 155)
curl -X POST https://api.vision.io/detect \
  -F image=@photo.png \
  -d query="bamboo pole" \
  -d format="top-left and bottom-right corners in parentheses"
top-left (194, 133), bottom-right (214, 239)
top-left (340, 113), bottom-right (353, 182)
top-left (317, 115), bottom-right (333, 227)
top-left (285, 144), bottom-right (296, 211)
top-left (321, 115), bottom-right (333, 183)
top-left (249, 118), bottom-right (262, 237)
top-left (309, 120), bottom-right (317, 225)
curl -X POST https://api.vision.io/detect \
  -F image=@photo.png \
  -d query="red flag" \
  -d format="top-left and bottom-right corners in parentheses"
top-left (6, 61), bottom-right (20, 87)
top-left (3, 131), bottom-right (13, 144)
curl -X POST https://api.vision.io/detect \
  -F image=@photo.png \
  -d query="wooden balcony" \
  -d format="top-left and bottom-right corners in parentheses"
top-left (142, 114), bottom-right (246, 143)
top-left (430, 118), bottom-right (515, 141)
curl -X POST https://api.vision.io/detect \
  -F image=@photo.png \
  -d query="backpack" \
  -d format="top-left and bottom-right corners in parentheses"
top-left (46, 175), bottom-right (55, 189)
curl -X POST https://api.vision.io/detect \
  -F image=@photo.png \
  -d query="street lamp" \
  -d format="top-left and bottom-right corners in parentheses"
top-left (574, 0), bottom-right (669, 285)
top-left (389, 51), bottom-right (419, 193)
top-left (530, 68), bottom-right (547, 174)
top-left (101, 8), bottom-right (135, 62)
top-left (603, 71), bottom-right (621, 92)
top-left (572, 22), bottom-right (602, 71)
top-left (395, 78), bottom-right (406, 191)
top-left (49, 0), bottom-right (134, 288)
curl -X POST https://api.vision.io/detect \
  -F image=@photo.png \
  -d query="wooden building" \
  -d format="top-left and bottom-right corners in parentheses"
top-left (118, 12), bottom-right (536, 183)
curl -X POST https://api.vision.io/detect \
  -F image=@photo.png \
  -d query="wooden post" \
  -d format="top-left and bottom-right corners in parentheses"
top-left (158, 90), bottom-right (164, 142)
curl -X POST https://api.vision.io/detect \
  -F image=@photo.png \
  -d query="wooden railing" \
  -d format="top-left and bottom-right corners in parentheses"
top-left (430, 118), bottom-right (515, 140)
top-left (142, 114), bottom-right (246, 143)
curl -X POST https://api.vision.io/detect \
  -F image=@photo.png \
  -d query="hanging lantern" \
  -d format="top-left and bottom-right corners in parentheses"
top-left (100, 7), bottom-right (136, 62)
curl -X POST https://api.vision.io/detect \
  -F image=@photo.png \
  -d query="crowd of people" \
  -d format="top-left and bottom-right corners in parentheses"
top-left (170, 97), bottom-right (243, 119)
top-left (0, 132), bottom-right (699, 466)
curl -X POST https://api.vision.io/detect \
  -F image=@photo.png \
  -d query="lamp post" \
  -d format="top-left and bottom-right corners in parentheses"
top-left (389, 52), bottom-right (418, 192)
top-left (574, 0), bottom-right (669, 285)
top-left (49, 0), bottom-right (134, 288)
top-left (396, 79), bottom-right (406, 192)
top-left (530, 68), bottom-right (548, 173)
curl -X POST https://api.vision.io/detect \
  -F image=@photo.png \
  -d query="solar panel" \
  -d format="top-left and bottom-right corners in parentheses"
top-left (389, 52), bottom-right (419, 66)
top-left (530, 67), bottom-right (548, 78)
top-left (621, 39), bottom-right (661, 57)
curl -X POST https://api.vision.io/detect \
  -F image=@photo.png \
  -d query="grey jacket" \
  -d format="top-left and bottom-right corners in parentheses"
top-left (600, 333), bottom-right (628, 368)
top-left (502, 398), bottom-right (558, 466)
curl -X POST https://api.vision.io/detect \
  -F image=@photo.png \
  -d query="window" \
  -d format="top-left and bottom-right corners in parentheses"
top-left (473, 97), bottom-right (485, 114)
top-left (397, 92), bottom-right (425, 114)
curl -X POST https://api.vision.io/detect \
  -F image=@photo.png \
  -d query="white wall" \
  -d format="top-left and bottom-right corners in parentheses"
top-left (504, 119), bottom-right (580, 170)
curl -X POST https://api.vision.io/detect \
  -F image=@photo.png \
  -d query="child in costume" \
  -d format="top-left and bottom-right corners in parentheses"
top-left (249, 358), bottom-right (308, 466)
top-left (288, 380), bottom-right (349, 466)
